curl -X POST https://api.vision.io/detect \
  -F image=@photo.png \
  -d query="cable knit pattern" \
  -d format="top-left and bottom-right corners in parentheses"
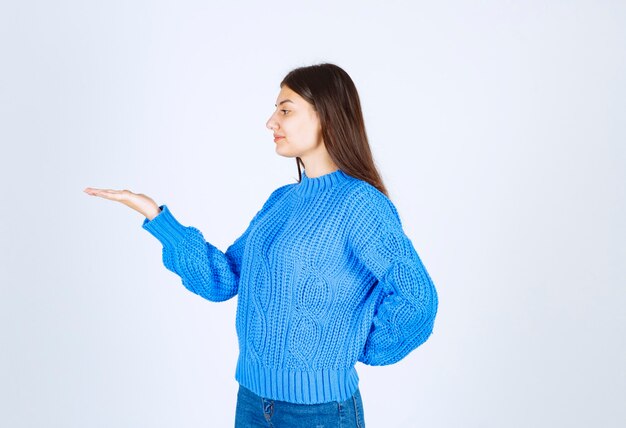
top-left (142, 169), bottom-right (438, 404)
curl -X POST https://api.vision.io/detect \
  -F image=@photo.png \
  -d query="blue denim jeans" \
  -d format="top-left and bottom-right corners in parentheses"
top-left (234, 384), bottom-right (366, 428)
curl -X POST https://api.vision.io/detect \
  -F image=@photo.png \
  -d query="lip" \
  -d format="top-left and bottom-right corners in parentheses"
top-left (273, 136), bottom-right (285, 142)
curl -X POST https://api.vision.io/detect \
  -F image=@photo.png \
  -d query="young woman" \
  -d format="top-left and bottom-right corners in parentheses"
top-left (84, 63), bottom-right (438, 427)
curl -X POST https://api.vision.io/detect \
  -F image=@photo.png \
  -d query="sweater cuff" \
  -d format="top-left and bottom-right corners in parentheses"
top-left (142, 204), bottom-right (187, 248)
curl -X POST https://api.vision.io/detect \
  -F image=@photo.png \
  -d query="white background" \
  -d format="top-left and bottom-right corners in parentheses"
top-left (1, 1), bottom-right (624, 427)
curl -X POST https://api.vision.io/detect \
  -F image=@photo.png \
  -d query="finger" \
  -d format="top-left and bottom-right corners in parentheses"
top-left (84, 188), bottom-right (110, 195)
top-left (84, 188), bottom-right (104, 196)
top-left (84, 187), bottom-right (117, 192)
top-left (85, 189), bottom-right (126, 201)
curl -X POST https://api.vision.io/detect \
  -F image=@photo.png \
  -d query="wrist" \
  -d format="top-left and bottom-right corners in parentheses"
top-left (146, 206), bottom-right (162, 221)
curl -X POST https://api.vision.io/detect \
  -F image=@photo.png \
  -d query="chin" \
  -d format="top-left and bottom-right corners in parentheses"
top-left (275, 147), bottom-right (296, 158)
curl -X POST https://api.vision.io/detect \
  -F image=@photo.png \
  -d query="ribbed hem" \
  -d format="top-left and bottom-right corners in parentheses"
top-left (296, 169), bottom-right (350, 197)
top-left (141, 205), bottom-right (187, 248)
top-left (235, 356), bottom-right (359, 404)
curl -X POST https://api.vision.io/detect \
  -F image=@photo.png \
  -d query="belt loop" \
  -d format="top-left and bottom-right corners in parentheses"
top-left (262, 397), bottom-right (274, 422)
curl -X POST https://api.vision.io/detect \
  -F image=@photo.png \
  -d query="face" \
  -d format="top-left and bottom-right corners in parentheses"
top-left (266, 85), bottom-right (324, 159)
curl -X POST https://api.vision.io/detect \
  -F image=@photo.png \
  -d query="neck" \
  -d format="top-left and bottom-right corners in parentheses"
top-left (299, 159), bottom-right (339, 178)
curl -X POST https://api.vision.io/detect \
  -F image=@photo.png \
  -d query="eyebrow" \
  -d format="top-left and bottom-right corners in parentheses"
top-left (274, 99), bottom-right (295, 107)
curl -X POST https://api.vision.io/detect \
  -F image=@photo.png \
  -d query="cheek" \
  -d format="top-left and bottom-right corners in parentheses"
top-left (303, 123), bottom-right (322, 145)
top-left (294, 122), bottom-right (316, 141)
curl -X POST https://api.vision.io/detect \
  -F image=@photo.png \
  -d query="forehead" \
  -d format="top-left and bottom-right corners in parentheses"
top-left (275, 85), bottom-right (305, 106)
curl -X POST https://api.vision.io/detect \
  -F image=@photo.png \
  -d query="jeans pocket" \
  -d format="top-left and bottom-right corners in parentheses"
top-left (352, 390), bottom-right (365, 428)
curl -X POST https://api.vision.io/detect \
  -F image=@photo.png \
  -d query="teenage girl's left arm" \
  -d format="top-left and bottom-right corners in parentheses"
top-left (83, 187), bottom-right (248, 301)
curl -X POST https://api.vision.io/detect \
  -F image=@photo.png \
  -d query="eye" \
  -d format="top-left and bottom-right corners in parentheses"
top-left (280, 109), bottom-right (289, 115)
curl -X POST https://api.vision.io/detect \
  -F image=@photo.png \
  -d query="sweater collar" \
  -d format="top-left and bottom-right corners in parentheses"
top-left (296, 168), bottom-right (349, 196)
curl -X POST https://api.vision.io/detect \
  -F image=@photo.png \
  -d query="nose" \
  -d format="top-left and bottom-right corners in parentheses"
top-left (266, 112), bottom-right (279, 131)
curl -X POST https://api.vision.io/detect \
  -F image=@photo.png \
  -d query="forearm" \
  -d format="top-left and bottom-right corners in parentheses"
top-left (359, 277), bottom-right (438, 366)
top-left (143, 205), bottom-right (239, 302)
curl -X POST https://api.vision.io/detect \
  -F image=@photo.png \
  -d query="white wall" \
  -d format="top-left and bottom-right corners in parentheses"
top-left (1, 1), bottom-right (624, 426)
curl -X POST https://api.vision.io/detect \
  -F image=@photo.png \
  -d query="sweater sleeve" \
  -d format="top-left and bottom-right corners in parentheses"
top-left (141, 185), bottom-right (290, 302)
top-left (350, 187), bottom-right (438, 366)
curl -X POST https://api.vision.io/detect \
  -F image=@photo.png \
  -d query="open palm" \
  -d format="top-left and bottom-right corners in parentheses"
top-left (83, 187), bottom-right (161, 220)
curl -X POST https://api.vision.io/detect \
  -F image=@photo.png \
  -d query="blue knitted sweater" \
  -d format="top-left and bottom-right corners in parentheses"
top-left (142, 169), bottom-right (438, 404)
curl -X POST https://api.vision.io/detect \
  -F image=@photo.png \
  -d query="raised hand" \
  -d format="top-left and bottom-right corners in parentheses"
top-left (83, 187), bottom-right (162, 220)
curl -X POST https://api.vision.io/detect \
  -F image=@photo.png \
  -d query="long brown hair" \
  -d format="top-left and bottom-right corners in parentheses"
top-left (280, 63), bottom-right (389, 197)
